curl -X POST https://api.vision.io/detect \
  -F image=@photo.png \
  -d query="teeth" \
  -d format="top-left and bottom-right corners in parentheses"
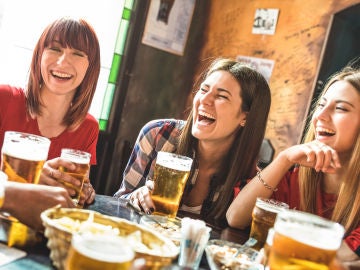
top-left (52, 71), bottom-right (72, 78)
top-left (316, 127), bottom-right (335, 134)
top-left (199, 111), bottom-right (215, 120)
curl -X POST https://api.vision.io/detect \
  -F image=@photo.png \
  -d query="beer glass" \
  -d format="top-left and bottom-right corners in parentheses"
top-left (65, 233), bottom-right (135, 270)
top-left (268, 209), bottom-right (345, 270)
top-left (59, 148), bottom-right (91, 206)
top-left (249, 197), bottom-right (289, 250)
top-left (1, 131), bottom-right (50, 184)
top-left (0, 171), bottom-right (7, 207)
top-left (151, 152), bottom-right (193, 218)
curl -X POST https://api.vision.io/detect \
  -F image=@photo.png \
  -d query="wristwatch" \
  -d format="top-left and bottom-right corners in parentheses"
top-left (0, 171), bottom-right (7, 208)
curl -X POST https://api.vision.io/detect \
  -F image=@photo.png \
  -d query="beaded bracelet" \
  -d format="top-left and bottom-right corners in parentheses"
top-left (256, 170), bottom-right (278, 192)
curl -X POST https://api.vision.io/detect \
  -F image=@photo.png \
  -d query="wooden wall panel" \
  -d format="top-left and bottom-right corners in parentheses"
top-left (193, 0), bottom-right (359, 155)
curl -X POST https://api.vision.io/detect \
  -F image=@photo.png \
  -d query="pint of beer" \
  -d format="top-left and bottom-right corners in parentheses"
top-left (59, 148), bottom-right (91, 206)
top-left (1, 131), bottom-right (50, 184)
top-left (249, 197), bottom-right (289, 250)
top-left (268, 209), bottom-right (345, 270)
top-left (151, 152), bottom-right (193, 218)
top-left (65, 233), bottom-right (134, 270)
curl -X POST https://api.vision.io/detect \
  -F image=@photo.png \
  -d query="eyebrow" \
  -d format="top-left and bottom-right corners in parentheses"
top-left (202, 83), bottom-right (233, 96)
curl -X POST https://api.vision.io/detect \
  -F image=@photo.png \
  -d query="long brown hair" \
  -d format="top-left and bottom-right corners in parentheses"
top-left (26, 17), bottom-right (101, 129)
top-left (299, 69), bottom-right (360, 235)
top-left (177, 58), bottom-right (271, 226)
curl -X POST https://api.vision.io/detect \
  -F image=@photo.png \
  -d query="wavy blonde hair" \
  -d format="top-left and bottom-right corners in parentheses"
top-left (299, 69), bottom-right (360, 235)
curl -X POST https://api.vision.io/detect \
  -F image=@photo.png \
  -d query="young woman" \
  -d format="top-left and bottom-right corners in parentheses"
top-left (0, 17), bottom-right (101, 205)
top-left (226, 69), bottom-right (360, 265)
top-left (114, 58), bottom-right (271, 227)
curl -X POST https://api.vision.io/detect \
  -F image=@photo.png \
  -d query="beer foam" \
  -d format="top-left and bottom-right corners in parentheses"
top-left (2, 143), bottom-right (49, 161)
top-left (156, 152), bottom-right (193, 172)
top-left (61, 149), bottom-right (91, 164)
top-left (73, 234), bottom-right (134, 263)
top-left (256, 199), bottom-right (289, 214)
top-left (275, 212), bottom-right (344, 250)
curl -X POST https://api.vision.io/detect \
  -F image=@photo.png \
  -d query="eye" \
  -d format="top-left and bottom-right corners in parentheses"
top-left (73, 51), bottom-right (87, 57)
top-left (199, 87), bottom-right (208, 93)
top-left (48, 46), bottom-right (61, 52)
top-left (218, 94), bottom-right (229, 100)
top-left (335, 106), bottom-right (348, 112)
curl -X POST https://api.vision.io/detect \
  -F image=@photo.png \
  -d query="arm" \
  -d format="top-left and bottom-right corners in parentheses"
top-left (1, 181), bottom-right (74, 231)
top-left (226, 140), bottom-right (341, 229)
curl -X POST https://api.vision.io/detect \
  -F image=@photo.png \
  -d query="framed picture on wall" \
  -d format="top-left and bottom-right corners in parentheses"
top-left (142, 0), bottom-right (195, 55)
top-left (252, 8), bottom-right (279, 35)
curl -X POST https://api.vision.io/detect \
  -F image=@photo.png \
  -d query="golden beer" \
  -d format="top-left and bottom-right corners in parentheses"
top-left (249, 198), bottom-right (288, 250)
top-left (151, 152), bottom-right (193, 218)
top-left (268, 210), bottom-right (345, 270)
top-left (0, 171), bottom-right (7, 207)
top-left (65, 233), bottom-right (134, 270)
top-left (1, 131), bottom-right (50, 184)
top-left (59, 149), bottom-right (91, 206)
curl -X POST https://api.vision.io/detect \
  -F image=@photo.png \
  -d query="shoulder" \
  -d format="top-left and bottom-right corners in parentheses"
top-left (0, 85), bottom-right (25, 100)
top-left (142, 119), bottom-right (185, 134)
top-left (75, 114), bottom-right (99, 135)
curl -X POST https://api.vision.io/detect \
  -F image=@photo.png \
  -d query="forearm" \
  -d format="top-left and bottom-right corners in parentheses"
top-left (226, 151), bottom-right (294, 228)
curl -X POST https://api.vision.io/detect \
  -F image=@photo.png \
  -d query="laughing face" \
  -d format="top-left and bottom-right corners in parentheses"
top-left (313, 80), bottom-right (360, 154)
top-left (191, 70), bottom-right (247, 145)
top-left (40, 41), bottom-right (89, 97)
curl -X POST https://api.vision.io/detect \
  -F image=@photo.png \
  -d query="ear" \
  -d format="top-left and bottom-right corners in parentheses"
top-left (239, 112), bottom-right (248, 127)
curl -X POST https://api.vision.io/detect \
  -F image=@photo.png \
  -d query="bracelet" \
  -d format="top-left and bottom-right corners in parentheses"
top-left (256, 170), bottom-right (278, 192)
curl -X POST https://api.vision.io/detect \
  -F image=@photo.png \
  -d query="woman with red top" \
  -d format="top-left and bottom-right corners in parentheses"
top-left (227, 68), bottom-right (360, 266)
top-left (0, 17), bottom-right (100, 206)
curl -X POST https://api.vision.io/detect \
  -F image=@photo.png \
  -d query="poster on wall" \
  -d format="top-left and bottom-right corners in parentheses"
top-left (252, 8), bottom-right (279, 35)
top-left (142, 0), bottom-right (195, 56)
top-left (236, 55), bottom-right (274, 83)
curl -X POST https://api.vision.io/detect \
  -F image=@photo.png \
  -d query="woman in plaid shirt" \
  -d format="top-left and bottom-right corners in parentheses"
top-left (114, 58), bottom-right (271, 227)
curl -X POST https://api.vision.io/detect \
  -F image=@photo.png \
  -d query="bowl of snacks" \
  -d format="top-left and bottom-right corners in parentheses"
top-left (205, 239), bottom-right (263, 270)
top-left (41, 207), bottom-right (179, 270)
top-left (140, 215), bottom-right (182, 246)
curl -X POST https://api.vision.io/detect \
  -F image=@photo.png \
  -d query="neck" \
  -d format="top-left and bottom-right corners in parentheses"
top-left (197, 141), bottom-right (231, 170)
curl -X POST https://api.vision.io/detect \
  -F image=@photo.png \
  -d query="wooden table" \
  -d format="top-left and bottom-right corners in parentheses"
top-left (0, 194), bottom-right (250, 269)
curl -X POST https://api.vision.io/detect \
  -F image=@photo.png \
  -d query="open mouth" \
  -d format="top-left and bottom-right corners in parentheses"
top-left (51, 70), bottom-right (73, 80)
top-left (316, 127), bottom-right (335, 137)
top-left (198, 111), bottom-right (216, 124)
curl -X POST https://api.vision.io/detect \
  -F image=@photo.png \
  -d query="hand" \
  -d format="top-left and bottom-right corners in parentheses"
top-left (283, 140), bottom-right (341, 173)
top-left (77, 178), bottom-right (96, 206)
top-left (40, 158), bottom-right (80, 197)
top-left (3, 182), bottom-right (75, 231)
top-left (129, 185), bottom-right (155, 215)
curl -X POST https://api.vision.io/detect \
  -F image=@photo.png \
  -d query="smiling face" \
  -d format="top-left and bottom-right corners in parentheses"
top-left (313, 80), bottom-right (360, 155)
top-left (191, 70), bottom-right (247, 145)
top-left (40, 41), bottom-right (89, 97)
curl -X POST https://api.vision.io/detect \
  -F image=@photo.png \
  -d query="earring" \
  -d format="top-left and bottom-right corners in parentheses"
top-left (241, 121), bottom-right (246, 127)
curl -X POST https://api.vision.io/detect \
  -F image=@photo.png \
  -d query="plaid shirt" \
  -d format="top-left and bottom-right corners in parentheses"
top-left (114, 119), bottom-right (185, 198)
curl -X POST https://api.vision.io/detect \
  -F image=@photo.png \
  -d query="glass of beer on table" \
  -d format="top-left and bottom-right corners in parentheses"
top-left (65, 232), bottom-right (135, 270)
top-left (249, 197), bottom-right (289, 250)
top-left (268, 209), bottom-right (345, 270)
top-left (59, 148), bottom-right (91, 207)
top-left (1, 131), bottom-right (50, 184)
top-left (150, 151), bottom-right (193, 218)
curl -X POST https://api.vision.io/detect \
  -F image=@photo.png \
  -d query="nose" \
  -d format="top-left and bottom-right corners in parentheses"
top-left (57, 52), bottom-right (70, 65)
top-left (315, 104), bottom-right (330, 121)
top-left (200, 90), bottom-right (215, 105)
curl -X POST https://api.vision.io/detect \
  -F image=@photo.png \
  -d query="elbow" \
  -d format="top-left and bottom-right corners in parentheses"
top-left (226, 209), bottom-right (250, 230)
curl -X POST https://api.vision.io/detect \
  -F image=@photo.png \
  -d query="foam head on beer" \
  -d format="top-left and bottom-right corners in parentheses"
top-left (268, 209), bottom-right (345, 270)
top-left (66, 232), bottom-right (135, 270)
top-left (1, 131), bottom-right (51, 184)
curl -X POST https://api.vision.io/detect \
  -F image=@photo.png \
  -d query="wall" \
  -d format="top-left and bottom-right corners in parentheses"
top-left (194, 0), bottom-right (360, 156)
